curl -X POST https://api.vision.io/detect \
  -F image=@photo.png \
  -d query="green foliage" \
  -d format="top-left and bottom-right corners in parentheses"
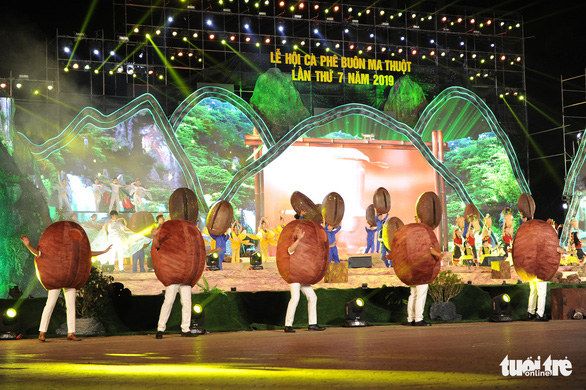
top-left (176, 98), bottom-right (255, 211)
top-left (196, 275), bottom-right (226, 296)
top-left (444, 132), bottom-right (523, 239)
top-left (428, 270), bottom-right (464, 303)
top-left (59, 266), bottom-right (114, 319)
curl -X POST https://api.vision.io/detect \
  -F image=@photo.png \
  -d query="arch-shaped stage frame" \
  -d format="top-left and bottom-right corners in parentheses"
top-left (17, 86), bottom-right (529, 222)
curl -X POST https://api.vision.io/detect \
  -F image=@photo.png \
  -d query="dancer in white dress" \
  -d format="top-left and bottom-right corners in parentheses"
top-left (57, 171), bottom-right (71, 211)
top-left (128, 179), bottom-right (151, 211)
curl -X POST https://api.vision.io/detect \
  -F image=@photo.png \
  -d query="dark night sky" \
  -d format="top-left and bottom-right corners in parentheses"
top-left (1, 0), bottom-right (585, 221)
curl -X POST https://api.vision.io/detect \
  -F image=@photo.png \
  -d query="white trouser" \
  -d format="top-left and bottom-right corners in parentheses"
top-left (94, 193), bottom-right (101, 211)
top-left (157, 284), bottom-right (192, 333)
top-left (39, 288), bottom-right (76, 333)
top-left (107, 236), bottom-right (125, 269)
top-left (528, 281), bottom-right (547, 317)
top-left (407, 284), bottom-right (429, 322)
top-left (109, 194), bottom-right (120, 212)
top-left (133, 194), bottom-right (143, 211)
top-left (285, 283), bottom-right (317, 326)
top-left (59, 194), bottom-right (71, 210)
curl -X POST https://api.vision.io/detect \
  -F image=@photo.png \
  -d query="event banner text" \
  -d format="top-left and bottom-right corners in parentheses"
top-left (270, 49), bottom-right (411, 86)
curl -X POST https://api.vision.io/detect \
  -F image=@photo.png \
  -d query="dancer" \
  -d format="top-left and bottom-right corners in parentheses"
top-left (92, 179), bottom-right (104, 211)
top-left (20, 234), bottom-right (111, 341)
top-left (570, 229), bottom-right (585, 262)
top-left (502, 223), bottom-right (513, 256)
top-left (210, 226), bottom-right (230, 270)
top-left (253, 217), bottom-right (276, 263)
top-left (229, 221), bottom-right (251, 263)
top-left (283, 226), bottom-right (326, 333)
top-left (325, 223), bottom-right (341, 263)
top-left (152, 222), bottom-right (201, 339)
top-left (407, 245), bottom-right (443, 327)
top-left (364, 222), bottom-right (377, 254)
top-left (105, 177), bottom-right (126, 212)
top-left (128, 179), bottom-right (151, 211)
top-left (375, 213), bottom-right (388, 253)
top-left (57, 171), bottom-right (72, 211)
top-left (466, 220), bottom-right (478, 263)
top-left (104, 210), bottom-right (127, 272)
top-left (452, 227), bottom-right (464, 265)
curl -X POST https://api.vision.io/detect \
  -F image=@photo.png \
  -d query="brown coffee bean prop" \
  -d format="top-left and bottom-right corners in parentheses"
top-left (512, 219), bottom-right (560, 282)
top-left (169, 188), bottom-right (199, 224)
top-left (322, 192), bottom-right (345, 226)
top-left (517, 193), bottom-right (536, 219)
top-left (151, 219), bottom-right (206, 287)
top-left (366, 204), bottom-right (377, 227)
top-left (290, 191), bottom-right (323, 224)
top-left (464, 204), bottom-right (480, 223)
top-left (129, 211), bottom-right (155, 237)
top-left (373, 187), bottom-right (391, 214)
top-left (276, 220), bottom-right (329, 284)
top-left (391, 223), bottom-right (441, 285)
top-left (382, 217), bottom-right (405, 251)
top-left (206, 200), bottom-right (234, 236)
top-left (36, 221), bottom-right (92, 290)
top-left (416, 192), bottom-right (442, 229)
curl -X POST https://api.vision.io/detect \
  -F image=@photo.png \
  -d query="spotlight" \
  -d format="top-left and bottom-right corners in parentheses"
top-left (206, 252), bottom-right (221, 271)
top-left (249, 251), bottom-right (263, 270)
top-left (189, 304), bottom-right (207, 335)
top-left (344, 298), bottom-right (368, 327)
top-left (490, 294), bottom-right (513, 322)
top-left (0, 308), bottom-right (21, 339)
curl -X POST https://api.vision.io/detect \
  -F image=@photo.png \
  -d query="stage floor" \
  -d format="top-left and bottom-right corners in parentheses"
top-left (111, 254), bottom-right (583, 295)
top-left (1, 321), bottom-right (584, 389)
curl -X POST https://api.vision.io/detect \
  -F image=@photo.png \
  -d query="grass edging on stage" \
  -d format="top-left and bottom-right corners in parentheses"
top-left (1, 283), bottom-right (583, 336)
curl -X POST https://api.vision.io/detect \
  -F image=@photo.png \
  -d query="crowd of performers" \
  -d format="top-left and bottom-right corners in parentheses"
top-left (18, 180), bottom-right (583, 341)
top-left (56, 171), bottom-right (152, 213)
top-left (450, 208), bottom-right (585, 267)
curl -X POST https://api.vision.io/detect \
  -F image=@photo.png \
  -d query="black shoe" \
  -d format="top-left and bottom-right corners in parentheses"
top-left (408, 321), bottom-right (415, 326)
top-left (527, 312), bottom-right (537, 320)
top-left (308, 324), bottom-right (326, 331)
top-left (284, 326), bottom-right (296, 333)
top-left (181, 332), bottom-right (198, 337)
top-left (535, 314), bottom-right (549, 322)
top-left (414, 320), bottom-right (432, 327)
top-left (156, 331), bottom-right (163, 339)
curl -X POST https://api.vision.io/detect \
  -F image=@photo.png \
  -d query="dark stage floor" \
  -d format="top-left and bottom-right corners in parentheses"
top-left (1, 321), bottom-right (584, 389)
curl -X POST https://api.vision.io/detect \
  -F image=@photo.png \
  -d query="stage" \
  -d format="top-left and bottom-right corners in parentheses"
top-left (110, 254), bottom-right (584, 295)
top-left (1, 322), bottom-right (585, 389)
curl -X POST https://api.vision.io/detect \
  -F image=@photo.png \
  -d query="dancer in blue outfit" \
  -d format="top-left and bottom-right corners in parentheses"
top-left (325, 223), bottom-right (341, 263)
top-left (364, 224), bottom-right (376, 253)
top-left (210, 230), bottom-right (230, 270)
top-left (375, 213), bottom-right (388, 253)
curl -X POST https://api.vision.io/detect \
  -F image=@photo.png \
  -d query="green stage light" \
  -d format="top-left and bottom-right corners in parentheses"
top-left (490, 294), bottom-right (512, 322)
top-left (190, 304), bottom-right (206, 335)
top-left (6, 308), bottom-right (16, 318)
top-left (1, 307), bottom-right (21, 339)
top-left (344, 298), bottom-right (368, 327)
top-left (206, 252), bottom-right (220, 271)
top-left (249, 251), bottom-right (263, 270)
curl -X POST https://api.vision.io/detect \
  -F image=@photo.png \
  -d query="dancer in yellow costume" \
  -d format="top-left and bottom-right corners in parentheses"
top-left (249, 217), bottom-right (277, 263)
top-left (229, 221), bottom-right (252, 263)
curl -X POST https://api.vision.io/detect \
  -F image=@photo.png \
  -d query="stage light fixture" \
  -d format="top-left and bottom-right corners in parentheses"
top-left (411, 49), bottom-right (417, 55)
top-left (221, 39), bottom-right (226, 44)
top-left (63, 46), bottom-right (71, 54)
top-left (441, 16), bottom-right (447, 22)
top-left (84, 64), bottom-right (91, 70)
top-left (206, 19), bottom-right (213, 26)
top-left (0, 83), bottom-right (6, 89)
top-left (334, 5), bottom-right (339, 11)
top-left (316, 42), bottom-right (321, 47)
top-left (279, 1), bottom-right (284, 6)
top-left (172, 31), bottom-right (178, 37)
top-left (255, 42), bottom-right (260, 47)
top-left (193, 32), bottom-right (199, 38)
top-left (230, 35), bottom-right (236, 41)
top-left (411, 13), bottom-right (416, 18)
top-left (249, 251), bottom-right (263, 270)
top-left (381, 47), bottom-right (386, 52)
top-left (335, 43), bottom-right (340, 48)
top-left (349, 44), bottom-right (355, 50)
top-left (245, 37), bottom-right (251, 42)
top-left (72, 63), bottom-right (79, 70)
top-left (366, 45), bottom-right (371, 51)
top-left (314, 4), bottom-right (319, 9)
top-left (281, 39), bottom-right (286, 44)
top-left (300, 40), bottom-right (305, 45)
top-left (490, 294), bottom-right (513, 322)
top-left (265, 37), bottom-right (271, 44)
top-left (487, 20), bottom-right (492, 25)
top-left (344, 298), bottom-right (368, 327)
top-left (278, 25), bottom-right (284, 32)
top-left (209, 34), bottom-right (215, 40)
top-left (189, 304), bottom-right (207, 335)
top-left (206, 252), bottom-right (221, 271)
top-left (457, 17), bottom-right (463, 23)
top-left (1, 308), bottom-right (21, 339)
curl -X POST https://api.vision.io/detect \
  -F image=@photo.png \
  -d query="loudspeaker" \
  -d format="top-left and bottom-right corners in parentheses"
top-left (348, 256), bottom-right (372, 268)
top-left (481, 255), bottom-right (505, 267)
